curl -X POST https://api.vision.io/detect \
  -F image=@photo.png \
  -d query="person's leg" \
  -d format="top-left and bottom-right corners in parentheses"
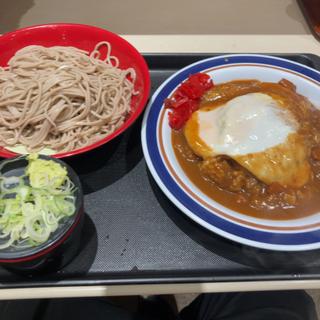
top-left (0, 296), bottom-right (177, 320)
top-left (0, 299), bottom-right (42, 320)
top-left (0, 298), bottom-right (135, 320)
top-left (43, 298), bottom-right (135, 320)
top-left (180, 291), bottom-right (318, 320)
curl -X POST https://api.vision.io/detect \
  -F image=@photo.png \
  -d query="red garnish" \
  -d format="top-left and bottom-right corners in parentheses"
top-left (168, 105), bottom-right (192, 129)
top-left (165, 73), bottom-right (213, 129)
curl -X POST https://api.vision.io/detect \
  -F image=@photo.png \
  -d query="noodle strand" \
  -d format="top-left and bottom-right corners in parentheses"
top-left (0, 42), bottom-right (136, 153)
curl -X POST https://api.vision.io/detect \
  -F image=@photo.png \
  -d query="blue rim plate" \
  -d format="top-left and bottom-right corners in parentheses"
top-left (141, 54), bottom-right (320, 251)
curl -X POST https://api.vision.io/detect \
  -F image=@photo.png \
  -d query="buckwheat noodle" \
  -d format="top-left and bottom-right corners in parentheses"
top-left (0, 42), bottom-right (136, 153)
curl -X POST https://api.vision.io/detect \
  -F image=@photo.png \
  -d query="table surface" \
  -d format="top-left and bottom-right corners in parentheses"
top-left (1, 0), bottom-right (319, 55)
top-left (0, 0), bottom-right (312, 35)
top-left (1, 0), bottom-right (320, 299)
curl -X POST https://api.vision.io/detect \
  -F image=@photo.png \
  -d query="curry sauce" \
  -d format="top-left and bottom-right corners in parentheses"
top-left (172, 79), bottom-right (320, 220)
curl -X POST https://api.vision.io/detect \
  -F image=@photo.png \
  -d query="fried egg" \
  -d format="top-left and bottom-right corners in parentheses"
top-left (184, 92), bottom-right (310, 188)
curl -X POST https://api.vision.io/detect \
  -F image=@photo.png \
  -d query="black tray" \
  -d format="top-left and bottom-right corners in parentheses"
top-left (1, 53), bottom-right (320, 289)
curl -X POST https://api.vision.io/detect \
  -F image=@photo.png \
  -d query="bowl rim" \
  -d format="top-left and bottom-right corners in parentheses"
top-left (0, 155), bottom-right (84, 263)
top-left (0, 23), bottom-right (151, 159)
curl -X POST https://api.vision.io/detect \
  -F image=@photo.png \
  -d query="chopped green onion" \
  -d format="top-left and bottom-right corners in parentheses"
top-left (0, 155), bottom-right (77, 249)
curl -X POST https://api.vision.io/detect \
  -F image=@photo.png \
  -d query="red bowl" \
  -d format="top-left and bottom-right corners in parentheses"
top-left (0, 23), bottom-right (150, 158)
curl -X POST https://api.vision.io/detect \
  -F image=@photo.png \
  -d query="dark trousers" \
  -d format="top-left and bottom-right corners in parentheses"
top-left (0, 290), bottom-right (317, 320)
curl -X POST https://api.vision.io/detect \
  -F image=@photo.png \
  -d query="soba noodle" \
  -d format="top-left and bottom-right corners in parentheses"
top-left (0, 42), bottom-right (136, 153)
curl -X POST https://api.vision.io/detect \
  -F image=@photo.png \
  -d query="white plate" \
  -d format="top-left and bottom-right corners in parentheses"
top-left (141, 54), bottom-right (320, 251)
